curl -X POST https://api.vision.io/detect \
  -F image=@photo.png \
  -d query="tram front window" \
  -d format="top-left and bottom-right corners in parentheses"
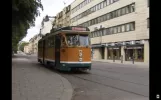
top-left (66, 34), bottom-right (90, 46)
top-left (79, 35), bottom-right (89, 46)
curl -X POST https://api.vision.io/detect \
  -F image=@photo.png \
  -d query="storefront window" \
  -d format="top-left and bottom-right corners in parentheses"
top-left (107, 47), bottom-right (121, 60)
top-left (125, 46), bottom-right (144, 62)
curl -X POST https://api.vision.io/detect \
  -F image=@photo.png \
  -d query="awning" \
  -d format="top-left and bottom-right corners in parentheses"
top-left (91, 44), bottom-right (104, 48)
top-left (108, 48), bottom-right (120, 49)
top-left (125, 47), bottom-right (143, 49)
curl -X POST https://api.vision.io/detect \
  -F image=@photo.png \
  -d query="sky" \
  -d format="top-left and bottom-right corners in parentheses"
top-left (22, 0), bottom-right (75, 42)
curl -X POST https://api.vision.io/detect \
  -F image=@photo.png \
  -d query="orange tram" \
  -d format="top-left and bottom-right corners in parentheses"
top-left (38, 26), bottom-right (92, 71)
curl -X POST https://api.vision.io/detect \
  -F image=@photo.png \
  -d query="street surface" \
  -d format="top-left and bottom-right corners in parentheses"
top-left (12, 54), bottom-right (149, 100)
top-left (12, 54), bottom-right (73, 100)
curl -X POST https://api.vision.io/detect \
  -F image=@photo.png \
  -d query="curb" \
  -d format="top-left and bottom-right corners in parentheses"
top-left (56, 74), bottom-right (73, 100)
top-left (92, 60), bottom-right (149, 67)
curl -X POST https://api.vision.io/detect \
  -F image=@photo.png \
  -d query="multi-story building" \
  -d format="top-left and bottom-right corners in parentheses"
top-left (28, 34), bottom-right (43, 54)
top-left (53, 5), bottom-right (71, 28)
top-left (63, 5), bottom-right (71, 27)
top-left (41, 15), bottom-right (55, 35)
top-left (24, 45), bottom-right (30, 54)
top-left (70, 0), bottom-right (149, 63)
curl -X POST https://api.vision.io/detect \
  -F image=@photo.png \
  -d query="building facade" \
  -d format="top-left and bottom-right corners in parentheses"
top-left (24, 45), bottom-right (30, 54)
top-left (62, 5), bottom-right (71, 27)
top-left (53, 5), bottom-right (71, 28)
top-left (70, 0), bottom-right (149, 63)
top-left (41, 16), bottom-right (55, 35)
top-left (28, 34), bottom-right (43, 54)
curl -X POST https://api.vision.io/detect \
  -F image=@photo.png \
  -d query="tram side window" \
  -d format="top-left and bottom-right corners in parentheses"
top-left (61, 35), bottom-right (67, 47)
top-left (49, 36), bottom-right (55, 47)
top-left (38, 41), bottom-right (42, 48)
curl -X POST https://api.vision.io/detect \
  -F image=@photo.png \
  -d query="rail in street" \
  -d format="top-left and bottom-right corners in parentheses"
top-left (12, 54), bottom-right (149, 100)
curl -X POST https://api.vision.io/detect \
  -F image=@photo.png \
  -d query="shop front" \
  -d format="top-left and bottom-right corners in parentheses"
top-left (125, 45), bottom-right (144, 62)
top-left (107, 47), bottom-right (121, 60)
top-left (92, 44), bottom-right (105, 59)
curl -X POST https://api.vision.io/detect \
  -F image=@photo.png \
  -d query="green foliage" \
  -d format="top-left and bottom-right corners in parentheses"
top-left (12, 0), bottom-right (43, 52)
top-left (19, 42), bottom-right (29, 52)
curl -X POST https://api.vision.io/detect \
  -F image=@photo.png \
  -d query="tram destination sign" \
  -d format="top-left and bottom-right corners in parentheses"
top-left (72, 27), bottom-right (87, 31)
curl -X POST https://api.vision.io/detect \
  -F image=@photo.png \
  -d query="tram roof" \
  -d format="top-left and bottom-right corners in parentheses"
top-left (39, 26), bottom-right (90, 42)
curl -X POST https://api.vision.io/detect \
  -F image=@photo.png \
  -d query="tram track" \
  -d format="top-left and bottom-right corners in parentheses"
top-left (30, 57), bottom-right (148, 98)
top-left (39, 66), bottom-right (148, 98)
top-left (67, 73), bottom-right (148, 97)
top-left (92, 67), bottom-right (148, 78)
top-left (89, 72), bottom-right (148, 86)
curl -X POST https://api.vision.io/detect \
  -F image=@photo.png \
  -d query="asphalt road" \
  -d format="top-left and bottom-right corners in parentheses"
top-left (16, 54), bottom-right (149, 100)
top-left (12, 54), bottom-right (73, 100)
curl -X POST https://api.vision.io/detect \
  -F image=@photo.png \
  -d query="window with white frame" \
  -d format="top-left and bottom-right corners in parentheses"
top-left (125, 24), bottom-right (130, 32)
top-left (121, 25), bottom-right (125, 32)
top-left (125, 6), bottom-right (130, 14)
top-left (101, 2), bottom-right (104, 9)
top-left (104, 1), bottom-right (107, 7)
top-left (98, 3), bottom-right (101, 10)
top-left (130, 4), bottom-right (135, 12)
top-left (106, 0), bottom-right (110, 5)
top-left (110, 27), bottom-right (114, 34)
top-left (103, 29), bottom-right (106, 36)
top-left (113, 27), bottom-right (117, 33)
top-left (121, 7), bottom-right (126, 15)
top-left (117, 26), bottom-right (121, 33)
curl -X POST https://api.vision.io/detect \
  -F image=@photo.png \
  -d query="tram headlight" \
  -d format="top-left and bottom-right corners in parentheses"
top-left (79, 53), bottom-right (82, 57)
top-left (79, 58), bottom-right (82, 62)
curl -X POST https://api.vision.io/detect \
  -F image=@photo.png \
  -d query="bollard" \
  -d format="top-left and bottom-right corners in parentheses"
top-left (132, 56), bottom-right (134, 64)
top-left (121, 55), bottom-right (123, 63)
top-left (113, 56), bottom-right (115, 62)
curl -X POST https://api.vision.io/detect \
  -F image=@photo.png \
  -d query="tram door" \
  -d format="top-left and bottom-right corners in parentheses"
top-left (42, 40), bottom-right (46, 64)
top-left (55, 35), bottom-right (61, 67)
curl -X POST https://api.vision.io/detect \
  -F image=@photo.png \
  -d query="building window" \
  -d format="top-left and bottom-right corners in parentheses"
top-left (103, 29), bottom-right (106, 36)
top-left (121, 25), bottom-right (125, 32)
top-left (100, 16), bottom-right (104, 22)
top-left (117, 9), bottom-right (121, 17)
top-left (106, 13), bottom-right (110, 20)
top-left (130, 22), bottom-right (135, 30)
top-left (85, 0), bottom-right (87, 5)
top-left (101, 2), bottom-right (104, 9)
top-left (106, 28), bottom-right (110, 35)
top-left (104, 1), bottom-right (107, 7)
top-left (113, 27), bottom-right (117, 34)
top-left (97, 31), bottom-right (100, 37)
top-left (109, 27), bottom-right (114, 34)
top-left (93, 6), bottom-right (96, 12)
top-left (130, 3), bottom-right (135, 12)
top-left (112, 11), bottom-right (116, 18)
top-left (117, 26), bottom-right (121, 33)
top-left (125, 24), bottom-right (130, 32)
top-left (106, 0), bottom-right (110, 5)
top-left (103, 14), bottom-right (107, 21)
top-left (125, 6), bottom-right (130, 14)
top-left (95, 5), bottom-right (98, 11)
top-left (121, 7), bottom-right (126, 15)
top-left (97, 3), bottom-right (101, 10)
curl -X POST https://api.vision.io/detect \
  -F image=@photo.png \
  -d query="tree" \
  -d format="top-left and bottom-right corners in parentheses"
top-left (12, 0), bottom-right (43, 52)
top-left (19, 42), bottom-right (29, 52)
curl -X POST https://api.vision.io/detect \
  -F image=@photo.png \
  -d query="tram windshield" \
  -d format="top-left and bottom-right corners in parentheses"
top-left (66, 34), bottom-right (90, 47)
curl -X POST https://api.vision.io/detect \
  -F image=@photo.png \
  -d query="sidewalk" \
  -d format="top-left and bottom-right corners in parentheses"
top-left (12, 56), bottom-right (73, 100)
top-left (92, 59), bottom-right (149, 66)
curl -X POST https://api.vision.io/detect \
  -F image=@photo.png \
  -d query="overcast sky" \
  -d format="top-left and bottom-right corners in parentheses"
top-left (22, 0), bottom-right (75, 42)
